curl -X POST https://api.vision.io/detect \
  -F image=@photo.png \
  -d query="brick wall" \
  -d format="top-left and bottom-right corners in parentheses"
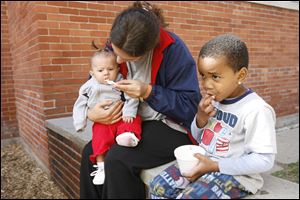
top-left (4, 1), bottom-right (50, 167)
top-left (1, 1), bottom-right (19, 139)
top-left (48, 129), bottom-right (82, 198)
top-left (2, 1), bottom-right (299, 198)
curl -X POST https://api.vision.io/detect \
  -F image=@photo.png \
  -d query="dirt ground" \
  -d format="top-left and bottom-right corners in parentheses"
top-left (1, 143), bottom-right (68, 199)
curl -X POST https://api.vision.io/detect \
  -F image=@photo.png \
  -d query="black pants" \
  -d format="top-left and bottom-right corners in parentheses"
top-left (80, 120), bottom-right (192, 199)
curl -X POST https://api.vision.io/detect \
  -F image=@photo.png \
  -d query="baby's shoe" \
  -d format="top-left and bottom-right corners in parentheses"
top-left (90, 162), bottom-right (105, 185)
top-left (116, 132), bottom-right (139, 147)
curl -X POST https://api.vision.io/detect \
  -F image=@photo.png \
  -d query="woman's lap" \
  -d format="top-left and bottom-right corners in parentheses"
top-left (104, 120), bottom-right (193, 170)
top-left (80, 120), bottom-right (193, 198)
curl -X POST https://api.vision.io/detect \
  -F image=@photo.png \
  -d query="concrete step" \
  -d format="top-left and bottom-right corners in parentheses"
top-left (245, 173), bottom-right (299, 199)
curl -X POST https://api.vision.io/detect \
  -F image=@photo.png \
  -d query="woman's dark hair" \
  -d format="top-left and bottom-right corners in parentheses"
top-left (199, 34), bottom-right (249, 72)
top-left (110, 1), bottom-right (168, 57)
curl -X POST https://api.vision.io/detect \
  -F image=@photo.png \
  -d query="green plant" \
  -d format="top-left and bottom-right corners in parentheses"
top-left (272, 161), bottom-right (299, 183)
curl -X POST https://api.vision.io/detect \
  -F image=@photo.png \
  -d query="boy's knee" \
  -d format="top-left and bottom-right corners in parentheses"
top-left (149, 174), bottom-right (173, 197)
top-left (149, 177), bottom-right (163, 196)
top-left (149, 168), bottom-right (185, 199)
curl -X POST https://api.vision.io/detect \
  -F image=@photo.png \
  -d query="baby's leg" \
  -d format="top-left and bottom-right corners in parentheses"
top-left (116, 132), bottom-right (139, 147)
top-left (90, 154), bottom-right (106, 185)
top-left (90, 123), bottom-right (115, 163)
top-left (96, 154), bottom-right (105, 163)
top-left (116, 116), bottom-right (142, 147)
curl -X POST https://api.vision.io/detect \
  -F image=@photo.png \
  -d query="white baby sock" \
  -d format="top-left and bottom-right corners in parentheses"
top-left (116, 132), bottom-right (139, 147)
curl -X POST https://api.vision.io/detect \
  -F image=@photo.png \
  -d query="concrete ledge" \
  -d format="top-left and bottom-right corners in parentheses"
top-left (248, 1), bottom-right (299, 11)
top-left (275, 113), bottom-right (299, 130)
top-left (45, 116), bottom-right (91, 153)
top-left (45, 114), bottom-right (299, 199)
top-left (245, 173), bottom-right (299, 199)
top-left (45, 113), bottom-right (299, 148)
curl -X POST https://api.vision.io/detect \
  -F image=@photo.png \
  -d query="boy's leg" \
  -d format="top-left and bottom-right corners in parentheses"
top-left (150, 163), bottom-right (189, 199)
top-left (180, 172), bottom-right (250, 199)
top-left (102, 120), bottom-right (193, 199)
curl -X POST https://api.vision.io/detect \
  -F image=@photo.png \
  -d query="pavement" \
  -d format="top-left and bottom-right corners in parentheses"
top-left (246, 122), bottom-right (299, 199)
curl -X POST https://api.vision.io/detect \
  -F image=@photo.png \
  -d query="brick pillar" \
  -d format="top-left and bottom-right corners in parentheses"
top-left (6, 1), bottom-right (51, 167)
top-left (1, 1), bottom-right (19, 140)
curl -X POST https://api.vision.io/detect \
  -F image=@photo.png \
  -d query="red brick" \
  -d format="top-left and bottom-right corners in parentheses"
top-left (2, 2), bottom-right (299, 199)
top-left (59, 8), bottom-right (79, 15)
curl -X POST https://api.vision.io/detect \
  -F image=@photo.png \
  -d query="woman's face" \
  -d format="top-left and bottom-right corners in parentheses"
top-left (111, 43), bottom-right (142, 64)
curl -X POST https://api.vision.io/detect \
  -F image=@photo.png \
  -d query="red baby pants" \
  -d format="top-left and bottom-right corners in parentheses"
top-left (89, 115), bottom-right (142, 163)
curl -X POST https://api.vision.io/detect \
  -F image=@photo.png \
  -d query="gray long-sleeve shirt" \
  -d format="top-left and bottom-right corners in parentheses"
top-left (72, 74), bottom-right (139, 132)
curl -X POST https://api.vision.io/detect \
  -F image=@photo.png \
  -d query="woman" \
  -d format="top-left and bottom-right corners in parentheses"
top-left (80, 1), bottom-right (201, 198)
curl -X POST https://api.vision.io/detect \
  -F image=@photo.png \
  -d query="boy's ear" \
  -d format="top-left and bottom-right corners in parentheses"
top-left (237, 67), bottom-right (248, 83)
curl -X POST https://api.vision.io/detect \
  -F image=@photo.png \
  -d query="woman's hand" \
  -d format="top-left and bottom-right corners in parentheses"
top-left (182, 153), bottom-right (219, 182)
top-left (196, 94), bottom-right (217, 128)
top-left (114, 80), bottom-right (152, 99)
top-left (87, 100), bottom-right (124, 124)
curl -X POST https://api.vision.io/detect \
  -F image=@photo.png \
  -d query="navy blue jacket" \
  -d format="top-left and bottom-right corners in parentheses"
top-left (121, 29), bottom-right (201, 131)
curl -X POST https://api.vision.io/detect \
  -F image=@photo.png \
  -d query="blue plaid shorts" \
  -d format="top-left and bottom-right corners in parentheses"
top-left (149, 163), bottom-right (250, 199)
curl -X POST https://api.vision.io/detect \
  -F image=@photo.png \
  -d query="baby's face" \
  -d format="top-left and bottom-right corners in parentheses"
top-left (91, 56), bottom-right (119, 84)
top-left (198, 56), bottom-right (245, 102)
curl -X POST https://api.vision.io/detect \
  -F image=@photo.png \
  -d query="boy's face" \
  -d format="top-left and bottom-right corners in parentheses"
top-left (90, 55), bottom-right (119, 84)
top-left (198, 56), bottom-right (246, 102)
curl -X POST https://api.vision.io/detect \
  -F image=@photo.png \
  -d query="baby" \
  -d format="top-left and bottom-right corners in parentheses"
top-left (73, 46), bottom-right (142, 185)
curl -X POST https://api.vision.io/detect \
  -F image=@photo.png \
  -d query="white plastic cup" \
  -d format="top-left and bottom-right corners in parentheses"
top-left (174, 145), bottom-right (206, 174)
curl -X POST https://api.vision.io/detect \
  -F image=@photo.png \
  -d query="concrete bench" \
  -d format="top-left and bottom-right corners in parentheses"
top-left (45, 116), bottom-right (299, 199)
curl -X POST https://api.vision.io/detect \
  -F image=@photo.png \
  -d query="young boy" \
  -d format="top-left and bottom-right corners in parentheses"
top-left (149, 34), bottom-right (277, 199)
top-left (73, 46), bottom-right (142, 185)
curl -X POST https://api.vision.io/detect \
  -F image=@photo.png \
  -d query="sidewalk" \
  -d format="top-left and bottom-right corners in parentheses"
top-left (246, 123), bottom-right (299, 199)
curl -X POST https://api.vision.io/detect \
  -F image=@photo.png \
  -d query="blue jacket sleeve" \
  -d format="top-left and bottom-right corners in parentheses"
top-left (146, 33), bottom-right (201, 130)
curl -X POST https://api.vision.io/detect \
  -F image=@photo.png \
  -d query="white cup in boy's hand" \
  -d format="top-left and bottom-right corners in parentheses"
top-left (174, 145), bottom-right (206, 175)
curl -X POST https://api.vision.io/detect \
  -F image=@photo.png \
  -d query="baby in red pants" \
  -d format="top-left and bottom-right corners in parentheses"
top-left (73, 45), bottom-right (142, 185)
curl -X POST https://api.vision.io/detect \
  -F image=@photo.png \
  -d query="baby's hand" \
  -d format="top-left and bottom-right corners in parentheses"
top-left (196, 94), bottom-right (218, 127)
top-left (122, 116), bottom-right (133, 123)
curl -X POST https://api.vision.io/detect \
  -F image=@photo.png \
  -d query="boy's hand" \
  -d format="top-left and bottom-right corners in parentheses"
top-left (122, 116), bottom-right (133, 123)
top-left (196, 94), bottom-right (218, 128)
top-left (182, 153), bottom-right (219, 182)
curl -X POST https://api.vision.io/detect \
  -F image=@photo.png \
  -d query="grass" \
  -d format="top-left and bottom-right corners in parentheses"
top-left (272, 161), bottom-right (299, 183)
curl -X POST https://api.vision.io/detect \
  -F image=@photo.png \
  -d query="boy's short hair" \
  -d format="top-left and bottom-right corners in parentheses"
top-left (199, 34), bottom-right (249, 72)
